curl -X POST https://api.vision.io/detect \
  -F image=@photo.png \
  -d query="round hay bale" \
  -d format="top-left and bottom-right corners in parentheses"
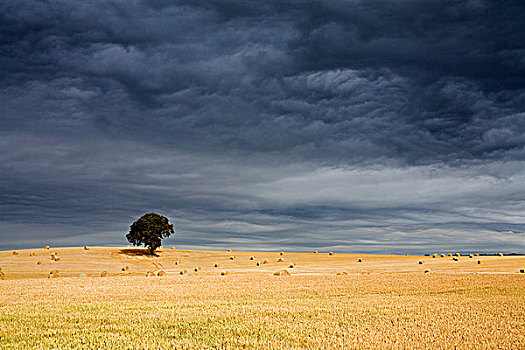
top-left (277, 258), bottom-right (284, 262)
top-left (171, 246), bottom-right (175, 250)
top-left (274, 270), bottom-right (290, 276)
top-left (469, 254), bottom-right (473, 258)
top-left (49, 269), bottom-right (59, 278)
top-left (314, 250), bottom-right (318, 254)
top-left (227, 249), bottom-right (232, 252)
top-left (418, 260), bottom-right (424, 265)
top-left (249, 256), bottom-right (254, 260)
top-left (126, 245), bottom-right (131, 248)
top-left (12, 250), bottom-right (18, 255)
top-left (194, 267), bottom-right (199, 272)
top-left (157, 271), bottom-right (166, 276)
top-left (175, 261), bottom-right (180, 265)
top-left (37, 261), bottom-right (42, 265)
top-left (159, 246), bottom-right (163, 250)
top-left (84, 246), bottom-right (89, 250)
top-left (54, 257), bottom-right (61, 262)
top-left (220, 271), bottom-right (228, 276)
top-left (256, 262), bottom-right (260, 266)
top-left (229, 256), bottom-right (235, 260)
top-left (44, 246), bottom-right (50, 249)
top-left (520, 268), bottom-right (524, 274)
top-left (478, 260), bottom-right (482, 264)
top-left (456, 253), bottom-right (461, 257)
top-left (329, 252), bottom-right (334, 256)
top-left (448, 253), bottom-right (453, 257)
top-left (424, 269), bottom-right (431, 274)
top-left (29, 252), bottom-right (35, 256)
top-left (180, 270), bottom-right (187, 275)
top-left (146, 271), bottom-right (154, 277)
top-left (475, 253), bottom-right (480, 257)
top-left (214, 263), bottom-right (219, 268)
top-left (453, 257), bottom-right (459, 261)
top-left (441, 254), bottom-right (445, 258)
top-left (100, 271), bottom-right (109, 277)
top-left (498, 253), bottom-right (504, 257)
top-left (358, 258), bottom-right (363, 262)
top-left (121, 267), bottom-right (126, 271)
top-left (280, 252), bottom-right (284, 256)
top-left (262, 259), bottom-right (269, 264)
top-left (289, 264), bottom-right (295, 268)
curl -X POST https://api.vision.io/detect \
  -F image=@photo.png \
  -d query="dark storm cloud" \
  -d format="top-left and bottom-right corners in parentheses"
top-left (0, 0), bottom-right (524, 252)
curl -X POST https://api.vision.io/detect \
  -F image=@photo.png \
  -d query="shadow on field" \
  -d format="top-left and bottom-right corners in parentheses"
top-left (118, 249), bottom-right (157, 257)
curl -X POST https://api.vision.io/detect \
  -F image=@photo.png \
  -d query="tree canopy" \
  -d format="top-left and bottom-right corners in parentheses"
top-left (126, 213), bottom-right (174, 255)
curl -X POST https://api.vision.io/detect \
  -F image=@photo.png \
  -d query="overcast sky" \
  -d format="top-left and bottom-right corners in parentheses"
top-left (1, 0), bottom-right (524, 253)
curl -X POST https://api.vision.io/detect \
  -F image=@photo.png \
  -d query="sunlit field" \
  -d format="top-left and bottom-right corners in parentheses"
top-left (1, 247), bottom-right (524, 349)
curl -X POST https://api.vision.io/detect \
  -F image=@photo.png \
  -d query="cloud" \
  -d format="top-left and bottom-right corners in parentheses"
top-left (0, 0), bottom-right (524, 252)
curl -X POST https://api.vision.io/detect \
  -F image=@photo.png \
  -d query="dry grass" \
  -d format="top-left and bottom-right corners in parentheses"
top-left (0, 247), bottom-right (524, 349)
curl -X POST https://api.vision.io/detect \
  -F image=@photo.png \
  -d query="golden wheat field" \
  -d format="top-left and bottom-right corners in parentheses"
top-left (0, 247), bottom-right (524, 349)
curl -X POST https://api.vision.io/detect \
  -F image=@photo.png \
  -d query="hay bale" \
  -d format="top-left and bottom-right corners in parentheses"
top-left (274, 270), bottom-right (291, 276)
top-left (418, 260), bottom-right (424, 264)
top-left (146, 271), bottom-right (154, 277)
top-left (249, 256), bottom-right (255, 260)
top-left (478, 260), bottom-right (482, 264)
top-left (475, 253), bottom-right (480, 257)
top-left (157, 271), bottom-right (166, 276)
top-left (175, 261), bottom-right (180, 265)
top-left (171, 246), bottom-right (175, 250)
top-left (180, 270), bottom-right (187, 275)
top-left (0, 271), bottom-right (4, 280)
top-left (358, 258), bottom-right (363, 262)
top-left (280, 252), bottom-right (284, 256)
top-left (37, 261), bottom-right (42, 265)
top-left (441, 254), bottom-right (445, 258)
top-left (229, 256), bottom-right (235, 260)
top-left (432, 254), bottom-right (437, 258)
top-left (29, 252), bottom-right (35, 257)
top-left (214, 263), bottom-right (219, 268)
top-left (448, 253), bottom-right (453, 257)
top-left (159, 246), bottom-right (163, 250)
top-left (126, 245), bottom-right (131, 248)
top-left (424, 269), bottom-right (431, 274)
top-left (121, 267), bottom-right (126, 271)
top-left (469, 254), bottom-right (473, 258)
top-left (228, 249), bottom-right (232, 252)
top-left (256, 261), bottom-right (260, 266)
top-left (329, 252), bottom-right (334, 256)
top-left (314, 250), bottom-right (318, 254)
top-left (12, 250), bottom-right (18, 255)
top-left (520, 268), bottom-right (524, 274)
top-left (54, 257), bottom-right (61, 262)
top-left (84, 246), bottom-right (89, 250)
top-left (100, 271), bottom-right (109, 277)
top-left (49, 269), bottom-right (59, 278)
top-left (336, 272), bottom-right (348, 275)
top-left (289, 264), bottom-right (295, 268)
top-left (44, 246), bottom-right (50, 249)
top-left (262, 259), bottom-right (269, 264)
top-left (221, 271), bottom-right (228, 276)
top-left (277, 258), bottom-right (284, 262)
top-left (498, 253), bottom-right (504, 257)
top-left (453, 257), bottom-right (459, 261)
top-left (456, 253), bottom-right (461, 257)
top-left (194, 267), bottom-right (200, 272)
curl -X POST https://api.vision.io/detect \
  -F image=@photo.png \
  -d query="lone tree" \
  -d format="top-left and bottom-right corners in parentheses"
top-left (126, 213), bottom-right (174, 255)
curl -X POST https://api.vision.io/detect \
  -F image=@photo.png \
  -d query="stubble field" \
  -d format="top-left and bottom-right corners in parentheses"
top-left (0, 247), bottom-right (524, 349)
